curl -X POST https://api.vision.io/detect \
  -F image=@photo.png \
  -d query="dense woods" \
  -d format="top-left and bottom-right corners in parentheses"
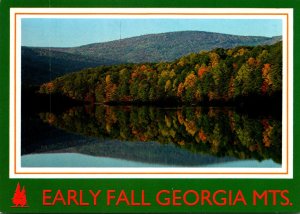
top-left (39, 42), bottom-right (282, 105)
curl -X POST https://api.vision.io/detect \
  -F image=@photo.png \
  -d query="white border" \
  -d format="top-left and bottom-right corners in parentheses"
top-left (9, 8), bottom-right (293, 179)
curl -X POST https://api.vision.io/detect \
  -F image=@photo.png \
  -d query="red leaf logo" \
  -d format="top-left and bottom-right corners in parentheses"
top-left (11, 182), bottom-right (28, 208)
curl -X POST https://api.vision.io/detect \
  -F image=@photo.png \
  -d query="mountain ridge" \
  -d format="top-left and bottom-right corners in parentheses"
top-left (23, 31), bottom-right (282, 49)
top-left (22, 30), bottom-right (282, 85)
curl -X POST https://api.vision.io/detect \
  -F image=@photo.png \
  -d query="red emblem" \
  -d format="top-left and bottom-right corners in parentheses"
top-left (11, 182), bottom-right (28, 208)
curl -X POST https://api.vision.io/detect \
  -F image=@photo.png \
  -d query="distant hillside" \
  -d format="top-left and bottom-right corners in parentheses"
top-left (21, 47), bottom-right (118, 85)
top-left (22, 31), bottom-right (281, 85)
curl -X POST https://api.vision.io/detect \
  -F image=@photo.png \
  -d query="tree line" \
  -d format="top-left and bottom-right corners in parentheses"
top-left (39, 42), bottom-right (282, 104)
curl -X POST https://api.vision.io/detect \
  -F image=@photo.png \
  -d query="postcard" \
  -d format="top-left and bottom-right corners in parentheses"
top-left (0, 1), bottom-right (298, 213)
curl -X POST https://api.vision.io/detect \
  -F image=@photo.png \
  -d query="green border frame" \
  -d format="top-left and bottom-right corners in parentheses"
top-left (0, 0), bottom-right (299, 213)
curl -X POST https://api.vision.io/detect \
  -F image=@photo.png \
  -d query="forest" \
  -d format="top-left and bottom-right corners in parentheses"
top-left (39, 42), bottom-right (282, 105)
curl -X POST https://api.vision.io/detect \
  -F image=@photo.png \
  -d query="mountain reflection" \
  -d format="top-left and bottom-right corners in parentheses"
top-left (38, 105), bottom-right (281, 164)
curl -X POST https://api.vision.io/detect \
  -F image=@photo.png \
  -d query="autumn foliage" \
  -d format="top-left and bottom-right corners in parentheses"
top-left (39, 42), bottom-right (282, 104)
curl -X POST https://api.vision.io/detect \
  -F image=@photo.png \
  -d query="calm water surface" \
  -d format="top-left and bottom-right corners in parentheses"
top-left (21, 105), bottom-right (282, 168)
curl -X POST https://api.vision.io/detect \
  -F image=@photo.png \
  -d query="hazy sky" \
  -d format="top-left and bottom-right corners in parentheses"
top-left (21, 18), bottom-right (282, 47)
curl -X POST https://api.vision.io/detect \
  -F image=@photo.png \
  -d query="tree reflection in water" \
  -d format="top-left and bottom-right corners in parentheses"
top-left (38, 105), bottom-right (282, 164)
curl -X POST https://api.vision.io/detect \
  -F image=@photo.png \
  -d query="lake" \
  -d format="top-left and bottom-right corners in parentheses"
top-left (21, 105), bottom-right (282, 168)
